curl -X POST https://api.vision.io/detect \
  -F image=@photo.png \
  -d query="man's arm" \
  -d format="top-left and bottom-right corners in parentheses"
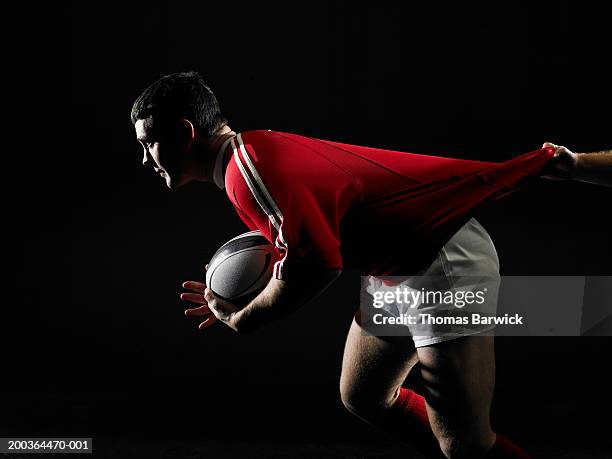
top-left (542, 142), bottom-right (612, 187)
top-left (574, 149), bottom-right (612, 187)
top-left (183, 268), bottom-right (342, 333)
top-left (231, 269), bottom-right (342, 333)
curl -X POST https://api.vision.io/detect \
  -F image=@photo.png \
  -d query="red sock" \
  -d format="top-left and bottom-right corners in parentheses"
top-left (379, 388), bottom-right (531, 459)
top-left (391, 387), bottom-right (430, 427)
top-left (485, 434), bottom-right (531, 458)
top-left (376, 387), bottom-right (440, 456)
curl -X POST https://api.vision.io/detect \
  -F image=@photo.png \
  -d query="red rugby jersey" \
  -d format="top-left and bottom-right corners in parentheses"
top-left (215, 130), bottom-right (555, 280)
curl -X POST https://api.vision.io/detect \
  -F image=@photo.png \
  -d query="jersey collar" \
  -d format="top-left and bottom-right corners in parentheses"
top-left (213, 136), bottom-right (235, 189)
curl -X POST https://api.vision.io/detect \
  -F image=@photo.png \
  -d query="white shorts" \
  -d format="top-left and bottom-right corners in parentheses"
top-left (362, 218), bottom-right (501, 347)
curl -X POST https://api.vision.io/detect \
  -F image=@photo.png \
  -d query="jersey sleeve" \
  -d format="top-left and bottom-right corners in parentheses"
top-left (272, 181), bottom-right (346, 280)
top-left (234, 206), bottom-right (259, 232)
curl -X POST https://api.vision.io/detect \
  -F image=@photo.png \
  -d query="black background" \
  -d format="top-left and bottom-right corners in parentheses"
top-left (4, 1), bottom-right (611, 458)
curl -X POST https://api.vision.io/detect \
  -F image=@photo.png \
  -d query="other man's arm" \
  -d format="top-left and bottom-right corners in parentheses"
top-left (542, 142), bottom-right (612, 187)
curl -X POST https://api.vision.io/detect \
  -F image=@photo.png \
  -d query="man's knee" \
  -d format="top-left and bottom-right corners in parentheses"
top-left (436, 431), bottom-right (496, 459)
top-left (339, 379), bottom-right (399, 420)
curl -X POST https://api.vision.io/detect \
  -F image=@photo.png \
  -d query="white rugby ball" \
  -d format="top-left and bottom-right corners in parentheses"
top-left (206, 230), bottom-right (276, 302)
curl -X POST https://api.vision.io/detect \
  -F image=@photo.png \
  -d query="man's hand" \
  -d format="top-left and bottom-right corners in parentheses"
top-left (181, 266), bottom-right (241, 332)
top-left (541, 142), bottom-right (579, 181)
top-left (541, 142), bottom-right (612, 186)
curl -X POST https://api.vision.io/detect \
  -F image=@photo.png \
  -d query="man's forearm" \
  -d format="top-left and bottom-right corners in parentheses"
top-left (575, 150), bottom-right (612, 187)
top-left (232, 269), bottom-right (341, 333)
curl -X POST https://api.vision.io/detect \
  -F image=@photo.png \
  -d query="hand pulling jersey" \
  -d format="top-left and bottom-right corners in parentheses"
top-left (213, 130), bottom-right (555, 281)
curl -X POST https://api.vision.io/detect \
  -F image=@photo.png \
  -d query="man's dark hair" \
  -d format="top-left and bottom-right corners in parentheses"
top-left (131, 71), bottom-right (227, 136)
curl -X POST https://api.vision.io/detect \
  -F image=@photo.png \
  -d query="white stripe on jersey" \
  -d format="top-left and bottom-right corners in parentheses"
top-left (233, 134), bottom-right (289, 278)
top-left (232, 138), bottom-right (281, 231)
top-left (273, 226), bottom-right (288, 278)
top-left (236, 134), bottom-right (285, 225)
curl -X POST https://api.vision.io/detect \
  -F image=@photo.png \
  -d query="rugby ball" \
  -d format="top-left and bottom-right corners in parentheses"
top-left (205, 230), bottom-right (276, 303)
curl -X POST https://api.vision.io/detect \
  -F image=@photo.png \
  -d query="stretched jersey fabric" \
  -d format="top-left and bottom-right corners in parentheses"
top-left (217, 130), bottom-right (555, 280)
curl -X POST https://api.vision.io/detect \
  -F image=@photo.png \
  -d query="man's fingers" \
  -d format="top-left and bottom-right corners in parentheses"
top-left (543, 141), bottom-right (557, 149)
top-left (182, 281), bottom-right (207, 292)
top-left (180, 292), bottom-right (207, 304)
top-left (184, 304), bottom-right (211, 316)
top-left (199, 316), bottom-right (217, 329)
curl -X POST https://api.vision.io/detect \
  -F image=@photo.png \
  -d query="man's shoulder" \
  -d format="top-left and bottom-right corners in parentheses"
top-left (235, 129), bottom-right (316, 159)
top-left (229, 129), bottom-right (355, 186)
top-left (239, 129), bottom-right (304, 143)
top-left (238, 130), bottom-right (350, 157)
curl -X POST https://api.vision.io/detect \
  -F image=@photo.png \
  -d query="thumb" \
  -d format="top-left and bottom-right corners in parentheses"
top-left (543, 142), bottom-right (557, 149)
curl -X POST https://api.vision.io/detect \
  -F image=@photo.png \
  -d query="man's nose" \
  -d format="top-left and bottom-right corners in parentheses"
top-left (142, 151), bottom-right (150, 166)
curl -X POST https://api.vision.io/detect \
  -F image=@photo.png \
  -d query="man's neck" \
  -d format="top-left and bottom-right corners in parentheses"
top-left (207, 125), bottom-right (236, 159)
top-left (193, 125), bottom-right (236, 183)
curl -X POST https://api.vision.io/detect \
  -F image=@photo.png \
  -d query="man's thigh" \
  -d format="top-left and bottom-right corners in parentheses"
top-left (416, 335), bottom-right (496, 450)
top-left (340, 314), bottom-right (419, 418)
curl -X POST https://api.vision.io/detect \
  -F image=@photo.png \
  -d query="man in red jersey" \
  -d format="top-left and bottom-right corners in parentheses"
top-left (132, 72), bottom-right (611, 458)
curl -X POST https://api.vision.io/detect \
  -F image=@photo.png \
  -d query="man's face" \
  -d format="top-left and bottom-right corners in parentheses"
top-left (135, 118), bottom-right (188, 189)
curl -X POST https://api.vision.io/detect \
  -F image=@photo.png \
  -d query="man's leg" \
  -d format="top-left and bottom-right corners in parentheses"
top-left (416, 335), bottom-right (496, 458)
top-left (416, 335), bottom-right (530, 459)
top-left (340, 314), bottom-right (441, 456)
top-left (340, 314), bottom-right (530, 458)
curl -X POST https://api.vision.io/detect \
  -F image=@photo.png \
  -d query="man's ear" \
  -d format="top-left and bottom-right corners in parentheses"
top-left (177, 118), bottom-right (196, 149)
